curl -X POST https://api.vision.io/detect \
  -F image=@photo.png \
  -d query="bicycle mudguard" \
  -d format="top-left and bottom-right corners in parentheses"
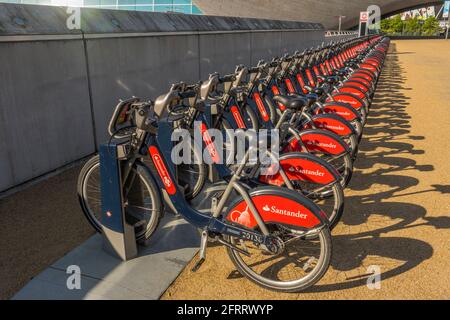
top-left (359, 63), bottom-right (379, 76)
top-left (327, 92), bottom-right (365, 111)
top-left (375, 48), bottom-right (388, 55)
top-left (353, 69), bottom-right (377, 81)
top-left (318, 102), bottom-right (361, 122)
top-left (304, 113), bottom-right (356, 137)
top-left (355, 65), bottom-right (377, 74)
top-left (348, 76), bottom-right (374, 90)
top-left (224, 186), bottom-right (328, 231)
top-left (259, 151), bottom-right (340, 186)
top-left (337, 85), bottom-right (368, 100)
top-left (364, 58), bottom-right (381, 68)
top-left (351, 71), bottom-right (375, 82)
top-left (283, 129), bottom-right (348, 155)
top-left (368, 51), bottom-right (385, 59)
top-left (373, 52), bottom-right (387, 60)
top-left (365, 60), bottom-right (382, 69)
top-left (343, 80), bottom-right (370, 93)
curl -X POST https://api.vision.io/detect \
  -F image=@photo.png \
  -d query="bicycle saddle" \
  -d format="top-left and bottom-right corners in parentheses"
top-left (304, 85), bottom-right (324, 95)
top-left (344, 61), bottom-right (359, 68)
top-left (335, 69), bottom-right (348, 77)
top-left (316, 75), bottom-right (339, 84)
top-left (272, 95), bottom-right (307, 110)
top-left (289, 93), bottom-right (318, 107)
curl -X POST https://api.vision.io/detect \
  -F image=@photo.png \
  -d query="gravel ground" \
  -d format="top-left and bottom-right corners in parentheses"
top-left (0, 165), bottom-right (94, 299)
top-left (162, 40), bottom-right (450, 300)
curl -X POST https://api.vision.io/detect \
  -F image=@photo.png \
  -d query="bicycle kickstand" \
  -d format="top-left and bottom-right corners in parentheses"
top-left (191, 229), bottom-right (208, 272)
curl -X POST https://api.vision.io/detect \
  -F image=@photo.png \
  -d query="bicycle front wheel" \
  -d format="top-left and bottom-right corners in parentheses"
top-left (77, 155), bottom-right (163, 242)
top-left (289, 181), bottom-right (344, 229)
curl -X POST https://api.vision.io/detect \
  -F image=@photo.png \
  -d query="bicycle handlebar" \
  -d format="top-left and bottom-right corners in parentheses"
top-left (219, 74), bottom-right (236, 83)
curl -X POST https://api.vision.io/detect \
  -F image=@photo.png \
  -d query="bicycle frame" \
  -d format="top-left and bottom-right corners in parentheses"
top-left (195, 100), bottom-right (342, 188)
top-left (122, 116), bottom-right (328, 249)
top-left (211, 72), bottom-right (352, 161)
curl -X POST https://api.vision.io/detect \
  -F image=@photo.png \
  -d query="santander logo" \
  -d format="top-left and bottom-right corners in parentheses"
top-left (306, 140), bottom-right (337, 149)
top-left (230, 205), bottom-right (252, 227)
top-left (338, 98), bottom-right (358, 106)
top-left (336, 111), bottom-right (351, 116)
top-left (317, 123), bottom-right (345, 131)
top-left (200, 122), bottom-right (220, 163)
top-left (152, 154), bottom-right (172, 188)
top-left (287, 166), bottom-right (325, 177)
top-left (149, 146), bottom-right (176, 195)
top-left (203, 132), bottom-right (217, 158)
top-left (228, 195), bottom-right (321, 229)
top-left (262, 204), bottom-right (308, 219)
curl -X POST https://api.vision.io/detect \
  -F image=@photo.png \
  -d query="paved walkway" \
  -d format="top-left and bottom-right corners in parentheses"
top-left (12, 215), bottom-right (199, 300)
top-left (162, 40), bottom-right (450, 299)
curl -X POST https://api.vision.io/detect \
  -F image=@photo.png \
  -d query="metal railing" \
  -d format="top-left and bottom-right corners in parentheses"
top-left (325, 30), bottom-right (358, 37)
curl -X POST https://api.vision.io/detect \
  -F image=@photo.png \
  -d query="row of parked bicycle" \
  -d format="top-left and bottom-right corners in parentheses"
top-left (77, 35), bottom-right (390, 292)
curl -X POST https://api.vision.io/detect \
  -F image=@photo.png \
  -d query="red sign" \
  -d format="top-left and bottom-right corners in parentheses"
top-left (149, 146), bottom-right (177, 195)
top-left (253, 93), bottom-right (269, 122)
top-left (200, 122), bottom-right (221, 164)
top-left (360, 11), bottom-right (368, 22)
top-left (230, 105), bottom-right (246, 129)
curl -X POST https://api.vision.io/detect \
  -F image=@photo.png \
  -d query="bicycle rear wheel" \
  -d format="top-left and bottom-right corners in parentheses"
top-left (227, 226), bottom-right (331, 292)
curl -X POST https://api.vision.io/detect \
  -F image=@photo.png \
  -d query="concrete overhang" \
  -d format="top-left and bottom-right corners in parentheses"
top-left (193, 0), bottom-right (444, 29)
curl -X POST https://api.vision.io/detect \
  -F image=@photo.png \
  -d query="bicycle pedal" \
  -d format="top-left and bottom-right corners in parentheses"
top-left (191, 257), bottom-right (205, 272)
top-left (191, 230), bottom-right (208, 272)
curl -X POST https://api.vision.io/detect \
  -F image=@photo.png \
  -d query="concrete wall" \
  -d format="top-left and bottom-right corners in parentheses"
top-left (0, 39), bottom-right (95, 192)
top-left (0, 3), bottom-right (352, 192)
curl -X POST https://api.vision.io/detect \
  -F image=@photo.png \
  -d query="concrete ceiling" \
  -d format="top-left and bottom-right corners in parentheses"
top-left (193, 0), bottom-right (443, 29)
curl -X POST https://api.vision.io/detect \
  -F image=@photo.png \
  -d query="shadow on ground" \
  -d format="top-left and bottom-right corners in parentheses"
top-left (305, 43), bottom-right (450, 292)
top-left (224, 43), bottom-right (450, 292)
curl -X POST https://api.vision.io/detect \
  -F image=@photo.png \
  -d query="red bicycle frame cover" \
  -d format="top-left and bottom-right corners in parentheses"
top-left (226, 194), bottom-right (321, 229)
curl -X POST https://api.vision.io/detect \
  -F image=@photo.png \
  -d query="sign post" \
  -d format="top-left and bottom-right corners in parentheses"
top-left (444, 1), bottom-right (450, 39)
top-left (359, 11), bottom-right (368, 36)
top-left (335, 15), bottom-right (346, 32)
